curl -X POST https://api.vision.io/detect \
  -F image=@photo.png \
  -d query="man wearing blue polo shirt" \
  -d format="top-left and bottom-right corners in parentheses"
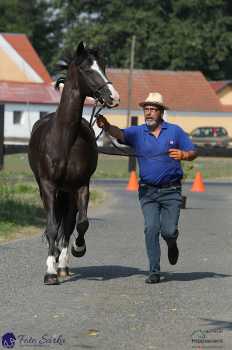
top-left (96, 92), bottom-right (197, 284)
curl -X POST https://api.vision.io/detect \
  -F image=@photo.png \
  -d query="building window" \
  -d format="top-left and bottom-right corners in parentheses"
top-left (40, 111), bottom-right (48, 119)
top-left (13, 111), bottom-right (23, 125)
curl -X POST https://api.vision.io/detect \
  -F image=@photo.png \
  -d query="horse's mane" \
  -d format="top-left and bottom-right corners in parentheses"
top-left (55, 50), bottom-right (74, 90)
top-left (55, 47), bottom-right (103, 91)
top-left (55, 77), bottom-right (65, 90)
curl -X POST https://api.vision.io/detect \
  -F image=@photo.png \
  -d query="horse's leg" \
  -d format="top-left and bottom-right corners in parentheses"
top-left (54, 191), bottom-right (73, 263)
top-left (71, 184), bottom-right (89, 258)
top-left (36, 176), bottom-right (61, 262)
top-left (40, 180), bottom-right (61, 285)
top-left (57, 193), bottom-right (77, 277)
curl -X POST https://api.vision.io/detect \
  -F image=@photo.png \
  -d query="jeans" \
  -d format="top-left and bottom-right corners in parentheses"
top-left (139, 184), bottom-right (182, 273)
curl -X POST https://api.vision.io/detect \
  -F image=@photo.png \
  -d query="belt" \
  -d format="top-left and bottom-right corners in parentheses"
top-left (139, 180), bottom-right (181, 189)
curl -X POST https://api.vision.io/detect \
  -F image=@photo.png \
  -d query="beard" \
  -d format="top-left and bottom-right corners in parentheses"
top-left (145, 119), bottom-right (158, 127)
top-left (145, 116), bottom-right (162, 128)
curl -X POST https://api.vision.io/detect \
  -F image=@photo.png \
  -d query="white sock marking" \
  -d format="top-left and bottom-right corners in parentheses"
top-left (46, 256), bottom-right (57, 274)
top-left (58, 247), bottom-right (69, 269)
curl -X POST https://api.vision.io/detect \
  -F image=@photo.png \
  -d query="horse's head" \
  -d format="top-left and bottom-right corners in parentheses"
top-left (74, 42), bottom-right (120, 108)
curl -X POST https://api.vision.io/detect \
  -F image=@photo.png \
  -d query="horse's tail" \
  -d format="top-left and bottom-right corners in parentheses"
top-left (56, 220), bottom-right (65, 245)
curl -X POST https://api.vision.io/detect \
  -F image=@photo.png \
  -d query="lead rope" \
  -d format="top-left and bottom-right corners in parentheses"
top-left (89, 100), bottom-right (98, 126)
top-left (89, 100), bottom-right (106, 141)
top-left (98, 144), bottom-right (170, 159)
top-left (89, 105), bottom-right (171, 159)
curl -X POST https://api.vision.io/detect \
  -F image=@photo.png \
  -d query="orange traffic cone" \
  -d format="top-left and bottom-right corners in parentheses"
top-left (126, 170), bottom-right (139, 191)
top-left (190, 171), bottom-right (205, 192)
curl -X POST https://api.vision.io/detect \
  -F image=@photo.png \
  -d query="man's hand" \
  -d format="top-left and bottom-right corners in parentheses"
top-left (96, 114), bottom-right (110, 131)
top-left (96, 114), bottom-right (125, 142)
top-left (169, 148), bottom-right (189, 160)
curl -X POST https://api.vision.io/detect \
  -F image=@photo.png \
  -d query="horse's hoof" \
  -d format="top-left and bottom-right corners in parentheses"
top-left (57, 267), bottom-right (70, 278)
top-left (44, 274), bottom-right (60, 285)
top-left (54, 247), bottom-right (61, 263)
top-left (71, 243), bottom-right (86, 258)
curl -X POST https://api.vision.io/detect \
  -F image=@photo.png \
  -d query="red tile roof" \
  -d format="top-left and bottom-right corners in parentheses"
top-left (0, 81), bottom-right (96, 106)
top-left (2, 33), bottom-right (52, 83)
top-left (107, 69), bottom-right (223, 112)
top-left (0, 81), bottom-right (60, 104)
top-left (210, 80), bottom-right (232, 92)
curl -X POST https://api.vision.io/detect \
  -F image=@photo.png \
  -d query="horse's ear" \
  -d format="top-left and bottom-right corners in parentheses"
top-left (76, 41), bottom-right (86, 56)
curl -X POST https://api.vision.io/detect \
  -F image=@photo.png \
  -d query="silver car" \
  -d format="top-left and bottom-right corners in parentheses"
top-left (189, 126), bottom-right (231, 148)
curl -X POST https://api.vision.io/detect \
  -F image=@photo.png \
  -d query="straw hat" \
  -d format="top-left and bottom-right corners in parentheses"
top-left (139, 92), bottom-right (168, 110)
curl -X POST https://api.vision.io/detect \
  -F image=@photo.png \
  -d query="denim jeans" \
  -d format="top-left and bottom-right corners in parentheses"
top-left (139, 184), bottom-right (182, 273)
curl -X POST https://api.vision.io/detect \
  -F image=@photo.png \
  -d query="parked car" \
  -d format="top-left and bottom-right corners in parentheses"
top-left (189, 126), bottom-right (232, 148)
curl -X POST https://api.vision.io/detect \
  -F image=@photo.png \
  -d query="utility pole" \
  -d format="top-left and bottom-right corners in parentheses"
top-left (0, 104), bottom-right (4, 170)
top-left (127, 35), bottom-right (136, 127)
top-left (127, 36), bottom-right (137, 174)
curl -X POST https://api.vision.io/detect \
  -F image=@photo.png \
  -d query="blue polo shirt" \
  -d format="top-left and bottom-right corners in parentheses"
top-left (122, 122), bottom-right (195, 185)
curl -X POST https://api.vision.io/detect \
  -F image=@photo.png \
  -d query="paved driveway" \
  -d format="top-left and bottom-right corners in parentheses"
top-left (0, 181), bottom-right (232, 349)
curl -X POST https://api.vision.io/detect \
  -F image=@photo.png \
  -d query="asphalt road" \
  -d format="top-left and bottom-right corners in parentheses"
top-left (0, 181), bottom-right (232, 350)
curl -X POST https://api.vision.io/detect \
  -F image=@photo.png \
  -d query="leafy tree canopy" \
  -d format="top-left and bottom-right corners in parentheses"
top-left (53, 0), bottom-right (232, 79)
top-left (1, 0), bottom-right (232, 79)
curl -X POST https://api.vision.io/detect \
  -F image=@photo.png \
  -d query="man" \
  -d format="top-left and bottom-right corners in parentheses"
top-left (96, 92), bottom-right (197, 284)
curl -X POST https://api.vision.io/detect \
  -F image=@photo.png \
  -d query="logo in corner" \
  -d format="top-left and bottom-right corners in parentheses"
top-left (1, 332), bottom-right (16, 349)
top-left (191, 329), bottom-right (206, 340)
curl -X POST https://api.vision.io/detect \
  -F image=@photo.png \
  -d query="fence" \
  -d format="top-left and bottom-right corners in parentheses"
top-left (0, 104), bottom-right (4, 170)
top-left (1, 103), bottom-right (232, 171)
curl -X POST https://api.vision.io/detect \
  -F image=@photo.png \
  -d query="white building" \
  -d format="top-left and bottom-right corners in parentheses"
top-left (0, 33), bottom-right (61, 144)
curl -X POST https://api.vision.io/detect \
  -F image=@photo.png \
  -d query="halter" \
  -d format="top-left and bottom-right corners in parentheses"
top-left (93, 81), bottom-right (113, 101)
top-left (89, 81), bottom-right (113, 141)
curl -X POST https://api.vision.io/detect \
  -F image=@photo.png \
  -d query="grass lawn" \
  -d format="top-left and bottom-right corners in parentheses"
top-left (0, 181), bottom-right (103, 243)
top-left (2, 153), bottom-right (232, 180)
top-left (96, 154), bottom-right (232, 180)
top-left (0, 154), bottom-right (105, 242)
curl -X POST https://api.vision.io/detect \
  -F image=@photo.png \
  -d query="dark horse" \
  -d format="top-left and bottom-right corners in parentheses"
top-left (28, 42), bottom-right (119, 285)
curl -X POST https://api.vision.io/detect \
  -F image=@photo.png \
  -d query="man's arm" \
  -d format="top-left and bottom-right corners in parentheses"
top-left (169, 127), bottom-right (198, 161)
top-left (169, 149), bottom-right (198, 161)
top-left (96, 114), bottom-right (124, 142)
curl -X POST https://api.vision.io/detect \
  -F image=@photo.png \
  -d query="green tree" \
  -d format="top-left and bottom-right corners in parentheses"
top-left (162, 0), bottom-right (232, 79)
top-left (54, 0), bottom-right (232, 80)
top-left (1, 0), bottom-right (232, 79)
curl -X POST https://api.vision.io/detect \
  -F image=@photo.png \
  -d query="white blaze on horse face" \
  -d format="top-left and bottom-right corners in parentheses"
top-left (90, 60), bottom-right (120, 106)
top-left (58, 247), bottom-right (69, 269)
top-left (46, 256), bottom-right (57, 274)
